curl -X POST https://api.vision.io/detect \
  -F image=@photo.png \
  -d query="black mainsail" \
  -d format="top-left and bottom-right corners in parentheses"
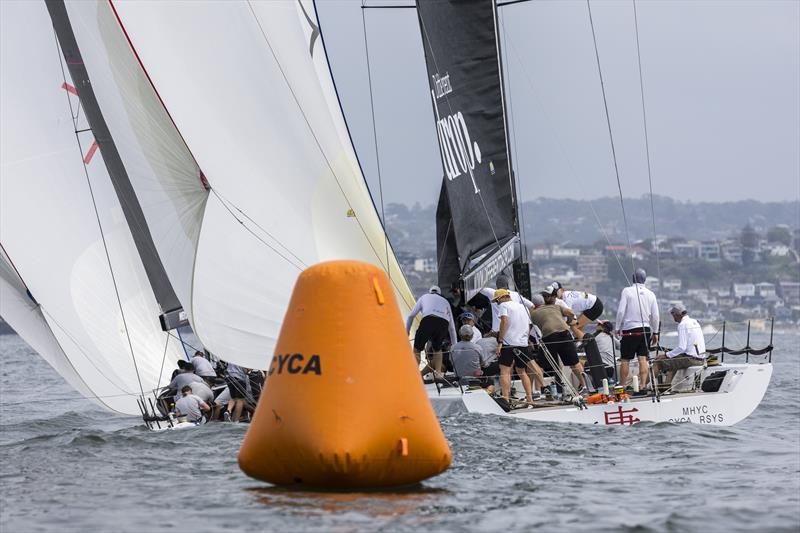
top-left (416, 0), bottom-right (528, 300)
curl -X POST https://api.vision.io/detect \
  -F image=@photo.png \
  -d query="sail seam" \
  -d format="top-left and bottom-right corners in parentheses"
top-left (245, 1), bottom-right (414, 307)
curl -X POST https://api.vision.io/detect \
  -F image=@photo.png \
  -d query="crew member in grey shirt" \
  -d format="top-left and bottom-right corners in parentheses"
top-left (174, 385), bottom-right (210, 423)
top-left (167, 363), bottom-right (204, 402)
top-left (191, 351), bottom-right (217, 385)
top-left (451, 325), bottom-right (488, 379)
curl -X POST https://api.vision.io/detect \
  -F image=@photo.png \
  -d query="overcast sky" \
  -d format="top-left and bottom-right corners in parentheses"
top-left (317, 0), bottom-right (800, 208)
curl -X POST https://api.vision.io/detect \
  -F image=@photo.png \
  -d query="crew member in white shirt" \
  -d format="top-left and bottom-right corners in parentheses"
top-left (493, 289), bottom-right (539, 405)
top-left (479, 275), bottom-right (533, 334)
top-left (616, 268), bottom-right (660, 390)
top-left (458, 312), bottom-right (483, 343)
top-left (653, 304), bottom-right (706, 385)
top-left (406, 286), bottom-right (458, 376)
top-left (552, 283), bottom-right (604, 340)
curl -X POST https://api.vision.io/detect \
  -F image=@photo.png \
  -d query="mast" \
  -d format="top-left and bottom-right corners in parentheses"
top-left (45, 0), bottom-right (186, 330)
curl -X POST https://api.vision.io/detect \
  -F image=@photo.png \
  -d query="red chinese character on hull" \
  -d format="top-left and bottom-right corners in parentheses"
top-left (604, 406), bottom-right (641, 426)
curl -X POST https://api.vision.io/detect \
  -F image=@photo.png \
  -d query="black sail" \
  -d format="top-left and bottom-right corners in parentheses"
top-left (416, 0), bottom-right (520, 300)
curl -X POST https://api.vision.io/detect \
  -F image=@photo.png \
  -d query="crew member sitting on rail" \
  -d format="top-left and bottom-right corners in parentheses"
top-left (493, 289), bottom-right (539, 405)
top-left (167, 362), bottom-right (204, 402)
top-left (459, 312), bottom-right (483, 343)
top-left (191, 350), bottom-right (217, 386)
top-left (594, 320), bottom-right (619, 379)
top-left (552, 283), bottom-right (604, 340)
top-left (480, 275), bottom-right (533, 335)
top-left (405, 285), bottom-right (458, 377)
top-left (653, 304), bottom-right (706, 385)
top-left (616, 268), bottom-right (660, 391)
top-left (530, 288), bottom-right (587, 393)
top-left (451, 325), bottom-right (488, 379)
top-left (174, 385), bottom-right (210, 423)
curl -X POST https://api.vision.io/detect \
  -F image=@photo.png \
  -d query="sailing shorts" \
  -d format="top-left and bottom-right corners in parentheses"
top-left (226, 378), bottom-right (248, 400)
top-left (542, 330), bottom-right (579, 366)
top-left (498, 345), bottom-right (534, 369)
top-left (620, 327), bottom-right (652, 360)
top-left (414, 315), bottom-right (450, 352)
top-left (581, 298), bottom-right (604, 321)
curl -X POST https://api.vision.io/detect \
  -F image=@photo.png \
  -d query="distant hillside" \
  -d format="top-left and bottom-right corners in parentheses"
top-left (385, 197), bottom-right (799, 254)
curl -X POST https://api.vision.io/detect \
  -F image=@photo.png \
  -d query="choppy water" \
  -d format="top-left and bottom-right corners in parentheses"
top-left (1, 330), bottom-right (799, 532)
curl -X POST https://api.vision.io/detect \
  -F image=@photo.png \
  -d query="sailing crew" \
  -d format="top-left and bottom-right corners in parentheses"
top-left (451, 325), bottom-right (490, 379)
top-left (594, 320), bottom-right (619, 379)
top-left (493, 289), bottom-right (539, 404)
top-left (616, 268), bottom-right (660, 391)
top-left (530, 289), bottom-right (587, 393)
top-left (167, 362), bottom-right (204, 402)
top-left (225, 362), bottom-right (251, 423)
top-left (653, 304), bottom-right (706, 385)
top-left (551, 283), bottom-right (604, 340)
top-left (191, 351), bottom-right (217, 386)
top-left (174, 385), bottom-right (210, 423)
top-left (480, 275), bottom-right (534, 335)
top-left (458, 312), bottom-right (483, 343)
top-left (405, 285), bottom-right (458, 376)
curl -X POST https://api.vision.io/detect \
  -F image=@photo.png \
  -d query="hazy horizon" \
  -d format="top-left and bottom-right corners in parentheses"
top-left (318, 0), bottom-right (800, 208)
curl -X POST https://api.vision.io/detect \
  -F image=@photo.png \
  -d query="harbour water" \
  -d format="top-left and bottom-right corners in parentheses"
top-left (1, 330), bottom-right (798, 532)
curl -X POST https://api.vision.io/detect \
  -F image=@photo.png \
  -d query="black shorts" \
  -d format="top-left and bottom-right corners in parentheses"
top-left (414, 315), bottom-right (450, 352)
top-left (582, 298), bottom-right (604, 321)
top-left (542, 330), bottom-right (579, 366)
top-left (227, 378), bottom-right (248, 399)
top-left (620, 327), bottom-right (652, 360)
top-left (482, 360), bottom-right (500, 377)
top-left (498, 345), bottom-right (534, 369)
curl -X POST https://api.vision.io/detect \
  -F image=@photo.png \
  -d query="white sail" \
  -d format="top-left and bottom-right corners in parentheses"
top-left (0, 0), bottom-right (185, 415)
top-left (81, 0), bottom-right (416, 369)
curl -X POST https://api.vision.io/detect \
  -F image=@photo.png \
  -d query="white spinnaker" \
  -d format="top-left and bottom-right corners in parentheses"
top-left (105, 1), bottom-right (415, 369)
top-left (0, 0), bottom-right (184, 415)
top-left (65, 1), bottom-right (208, 324)
top-left (0, 249), bottom-right (99, 408)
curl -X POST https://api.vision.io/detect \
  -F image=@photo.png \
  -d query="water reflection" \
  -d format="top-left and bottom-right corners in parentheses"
top-left (247, 484), bottom-right (448, 518)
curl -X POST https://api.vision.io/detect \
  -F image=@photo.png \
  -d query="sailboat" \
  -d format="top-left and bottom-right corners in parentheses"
top-left (1, 0), bottom-right (414, 424)
top-left (410, 0), bottom-right (773, 426)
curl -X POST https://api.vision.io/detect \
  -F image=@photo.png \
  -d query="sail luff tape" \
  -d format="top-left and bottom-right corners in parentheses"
top-left (372, 276), bottom-right (385, 305)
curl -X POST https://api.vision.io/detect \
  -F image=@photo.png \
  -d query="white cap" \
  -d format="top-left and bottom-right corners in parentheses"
top-left (429, 285), bottom-right (441, 294)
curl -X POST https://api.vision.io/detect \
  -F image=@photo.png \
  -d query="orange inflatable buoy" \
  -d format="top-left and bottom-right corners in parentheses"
top-left (238, 260), bottom-right (452, 488)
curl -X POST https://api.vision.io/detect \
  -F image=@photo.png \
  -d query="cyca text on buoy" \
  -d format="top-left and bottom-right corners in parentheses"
top-left (268, 353), bottom-right (321, 376)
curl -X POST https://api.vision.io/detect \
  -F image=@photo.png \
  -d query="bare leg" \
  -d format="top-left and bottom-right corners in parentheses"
top-left (666, 370), bottom-right (676, 385)
top-left (230, 399), bottom-right (244, 423)
top-left (499, 364), bottom-right (513, 400)
top-left (620, 360), bottom-right (630, 388)
top-left (526, 361), bottom-right (545, 390)
top-left (638, 356), bottom-right (650, 389)
top-left (571, 361), bottom-right (587, 388)
top-left (516, 366), bottom-right (533, 403)
top-left (431, 351), bottom-right (443, 374)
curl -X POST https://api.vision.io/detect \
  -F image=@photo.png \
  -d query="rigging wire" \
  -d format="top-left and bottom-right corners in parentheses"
top-left (632, 0), bottom-right (663, 293)
top-left (361, 1), bottom-right (391, 277)
top-left (499, 9), bottom-right (528, 257)
top-left (51, 27), bottom-right (146, 399)
top-left (497, 16), bottom-right (630, 281)
top-left (244, 1), bottom-right (414, 309)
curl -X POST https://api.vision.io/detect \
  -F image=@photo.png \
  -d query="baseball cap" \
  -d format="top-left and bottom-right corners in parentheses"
top-left (531, 293), bottom-right (545, 306)
top-left (550, 281), bottom-right (563, 290)
top-left (597, 319), bottom-right (614, 332)
top-left (429, 285), bottom-right (441, 294)
top-left (543, 284), bottom-right (558, 296)
top-left (669, 303), bottom-right (687, 315)
top-left (459, 311), bottom-right (476, 321)
top-left (492, 289), bottom-right (510, 301)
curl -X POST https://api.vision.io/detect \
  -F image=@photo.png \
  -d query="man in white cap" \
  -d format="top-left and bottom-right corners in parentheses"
top-left (616, 268), bottom-right (660, 390)
top-left (406, 285), bottom-right (457, 376)
top-left (653, 304), bottom-right (706, 385)
top-left (479, 274), bottom-right (534, 336)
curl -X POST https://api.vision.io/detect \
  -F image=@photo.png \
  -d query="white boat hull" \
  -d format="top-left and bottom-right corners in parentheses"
top-left (427, 363), bottom-right (772, 426)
